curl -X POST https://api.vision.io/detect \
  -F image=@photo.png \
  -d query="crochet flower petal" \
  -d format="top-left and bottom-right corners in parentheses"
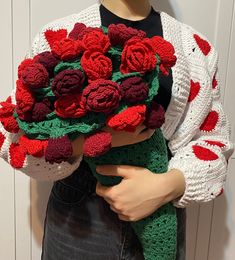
top-left (83, 131), bottom-right (112, 157)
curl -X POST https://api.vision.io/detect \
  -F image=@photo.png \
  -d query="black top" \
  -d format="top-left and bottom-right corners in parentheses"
top-left (99, 4), bottom-right (173, 112)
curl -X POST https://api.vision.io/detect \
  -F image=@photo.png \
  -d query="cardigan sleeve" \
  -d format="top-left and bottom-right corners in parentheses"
top-left (167, 42), bottom-right (234, 208)
top-left (0, 30), bottom-right (83, 181)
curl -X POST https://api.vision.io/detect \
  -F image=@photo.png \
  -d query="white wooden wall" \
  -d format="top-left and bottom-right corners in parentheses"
top-left (0, 1), bottom-right (234, 259)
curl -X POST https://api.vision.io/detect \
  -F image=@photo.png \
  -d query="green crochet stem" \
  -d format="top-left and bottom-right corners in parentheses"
top-left (83, 128), bottom-right (177, 260)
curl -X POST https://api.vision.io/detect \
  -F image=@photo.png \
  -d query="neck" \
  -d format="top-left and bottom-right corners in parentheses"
top-left (100, 0), bottom-right (151, 21)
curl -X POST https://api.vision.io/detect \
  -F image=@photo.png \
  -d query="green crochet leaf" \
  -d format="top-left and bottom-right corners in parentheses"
top-left (15, 111), bottom-right (106, 140)
top-left (54, 58), bottom-right (83, 75)
top-left (112, 71), bottom-right (142, 82)
top-left (101, 25), bottom-right (108, 34)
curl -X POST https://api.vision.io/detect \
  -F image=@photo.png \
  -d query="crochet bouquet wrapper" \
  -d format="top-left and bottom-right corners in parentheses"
top-left (4, 22), bottom-right (177, 260)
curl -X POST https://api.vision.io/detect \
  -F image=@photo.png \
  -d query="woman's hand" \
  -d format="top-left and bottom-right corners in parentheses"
top-left (95, 165), bottom-right (186, 221)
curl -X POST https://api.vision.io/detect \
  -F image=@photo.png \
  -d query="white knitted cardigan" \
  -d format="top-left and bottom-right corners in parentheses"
top-left (0, 3), bottom-right (234, 208)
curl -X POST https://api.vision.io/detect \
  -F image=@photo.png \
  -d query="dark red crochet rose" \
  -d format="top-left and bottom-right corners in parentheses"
top-left (20, 63), bottom-right (49, 89)
top-left (120, 37), bottom-right (157, 74)
top-left (55, 93), bottom-right (86, 118)
top-left (31, 99), bottom-right (53, 122)
top-left (18, 58), bottom-right (34, 79)
top-left (108, 23), bottom-right (146, 46)
top-left (33, 51), bottom-right (60, 77)
top-left (45, 135), bottom-right (73, 164)
top-left (51, 38), bottom-right (83, 61)
top-left (68, 22), bottom-right (87, 40)
top-left (81, 51), bottom-right (112, 82)
top-left (15, 106), bottom-right (32, 122)
top-left (150, 36), bottom-right (176, 76)
top-left (51, 69), bottom-right (85, 97)
top-left (0, 101), bottom-right (19, 133)
top-left (69, 22), bottom-right (103, 40)
top-left (106, 104), bottom-right (146, 132)
top-left (83, 130), bottom-right (112, 157)
top-left (15, 80), bottom-right (35, 113)
top-left (144, 101), bottom-right (165, 128)
top-left (120, 77), bottom-right (149, 103)
top-left (81, 79), bottom-right (122, 114)
top-left (82, 30), bottom-right (111, 53)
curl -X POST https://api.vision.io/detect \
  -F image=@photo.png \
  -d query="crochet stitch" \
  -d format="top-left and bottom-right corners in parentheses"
top-left (0, 3), bottom-right (233, 208)
top-left (5, 20), bottom-right (178, 260)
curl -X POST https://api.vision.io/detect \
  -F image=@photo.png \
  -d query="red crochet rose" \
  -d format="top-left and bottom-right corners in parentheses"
top-left (144, 101), bottom-right (165, 128)
top-left (18, 58), bottom-right (34, 79)
top-left (106, 104), bottom-right (146, 132)
top-left (69, 22), bottom-right (103, 40)
top-left (15, 79), bottom-right (35, 113)
top-left (82, 30), bottom-right (111, 53)
top-left (51, 69), bottom-right (85, 97)
top-left (20, 63), bottom-right (49, 89)
top-left (51, 38), bottom-right (83, 61)
top-left (120, 37), bottom-right (157, 74)
top-left (150, 36), bottom-right (177, 76)
top-left (0, 101), bottom-right (19, 133)
top-left (33, 51), bottom-right (60, 77)
top-left (83, 131), bottom-right (112, 157)
top-left (55, 93), bottom-right (86, 118)
top-left (120, 77), bottom-right (149, 103)
top-left (81, 51), bottom-right (112, 82)
top-left (81, 79), bottom-right (122, 114)
top-left (108, 23), bottom-right (146, 46)
top-left (19, 135), bottom-right (48, 158)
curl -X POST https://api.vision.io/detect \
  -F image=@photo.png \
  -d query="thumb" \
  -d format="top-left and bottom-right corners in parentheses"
top-left (96, 165), bottom-right (137, 178)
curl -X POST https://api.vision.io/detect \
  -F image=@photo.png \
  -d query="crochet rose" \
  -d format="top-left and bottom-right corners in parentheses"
top-left (82, 30), bottom-right (111, 53)
top-left (31, 99), bottom-right (53, 122)
top-left (144, 101), bottom-right (165, 128)
top-left (55, 93), bottom-right (86, 118)
top-left (19, 135), bottom-right (48, 158)
top-left (106, 104), bottom-right (146, 132)
top-left (69, 22), bottom-right (103, 40)
top-left (83, 131), bottom-right (112, 157)
top-left (68, 22), bottom-right (87, 40)
top-left (108, 24), bottom-right (146, 46)
top-left (15, 106), bottom-right (32, 122)
top-left (81, 51), bottom-right (112, 82)
top-left (51, 69), bottom-right (85, 97)
top-left (51, 38), bottom-right (83, 61)
top-left (0, 101), bottom-right (19, 133)
top-left (120, 37), bottom-right (157, 74)
top-left (18, 58), bottom-right (34, 79)
top-left (151, 36), bottom-right (176, 76)
top-left (45, 135), bottom-right (73, 164)
top-left (120, 77), bottom-right (149, 103)
top-left (20, 63), bottom-right (49, 89)
top-left (81, 79), bottom-right (122, 114)
top-left (15, 80), bottom-right (35, 113)
top-left (33, 51), bottom-right (60, 77)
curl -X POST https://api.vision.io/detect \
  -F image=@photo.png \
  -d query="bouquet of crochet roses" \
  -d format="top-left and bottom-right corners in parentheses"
top-left (4, 22), bottom-right (177, 259)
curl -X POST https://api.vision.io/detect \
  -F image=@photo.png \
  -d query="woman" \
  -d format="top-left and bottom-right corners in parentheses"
top-left (0, 0), bottom-right (233, 259)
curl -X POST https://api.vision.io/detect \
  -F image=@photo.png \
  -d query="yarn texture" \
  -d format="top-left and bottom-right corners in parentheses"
top-left (0, 3), bottom-right (233, 211)
top-left (4, 17), bottom-right (178, 259)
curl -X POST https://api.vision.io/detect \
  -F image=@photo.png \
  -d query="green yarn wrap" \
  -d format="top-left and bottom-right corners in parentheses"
top-left (84, 128), bottom-right (177, 260)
